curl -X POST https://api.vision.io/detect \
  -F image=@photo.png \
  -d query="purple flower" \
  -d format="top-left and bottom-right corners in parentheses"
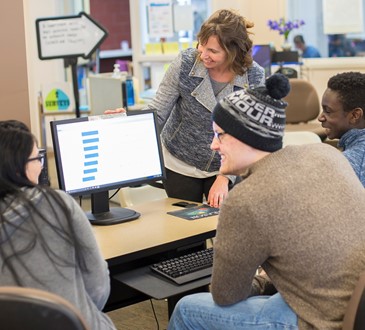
top-left (267, 18), bottom-right (305, 40)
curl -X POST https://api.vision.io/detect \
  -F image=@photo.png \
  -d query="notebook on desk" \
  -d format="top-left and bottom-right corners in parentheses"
top-left (168, 204), bottom-right (219, 220)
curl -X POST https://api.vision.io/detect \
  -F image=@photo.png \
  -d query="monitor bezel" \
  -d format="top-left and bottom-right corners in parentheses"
top-left (252, 44), bottom-right (272, 78)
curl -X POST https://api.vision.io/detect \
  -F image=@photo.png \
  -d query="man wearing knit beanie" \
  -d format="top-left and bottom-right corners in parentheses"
top-left (213, 73), bottom-right (289, 152)
top-left (168, 74), bottom-right (365, 330)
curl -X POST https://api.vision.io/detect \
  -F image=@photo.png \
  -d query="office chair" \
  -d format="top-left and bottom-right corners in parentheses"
top-left (283, 79), bottom-right (327, 141)
top-left (0, 286), bottom-right (90, 330)
top-left (342, 272), bottom-right (365, 330)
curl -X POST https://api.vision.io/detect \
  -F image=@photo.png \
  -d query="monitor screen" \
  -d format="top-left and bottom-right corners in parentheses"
top-left (50, 110), bottom-right (166, 225)
top-left (252, 44), bottom-right (272, 78)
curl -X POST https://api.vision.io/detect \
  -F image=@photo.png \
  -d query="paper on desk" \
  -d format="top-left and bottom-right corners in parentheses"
top-left (167, 204), bottom-right (219, 220)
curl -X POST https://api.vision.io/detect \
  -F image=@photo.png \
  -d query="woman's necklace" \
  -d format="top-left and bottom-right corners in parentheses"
top-left (211, 78), bottom-right (229, 97)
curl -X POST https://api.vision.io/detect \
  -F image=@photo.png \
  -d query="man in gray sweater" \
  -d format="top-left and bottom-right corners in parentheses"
top-left (168, 74), bottom-right (365, 330)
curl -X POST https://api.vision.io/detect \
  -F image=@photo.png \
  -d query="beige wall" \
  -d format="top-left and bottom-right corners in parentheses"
top-left (0, 1), bottom-right (30, 127)
top-left (23, 1), bottom-right (66, 144)
top-left (211, 0), bottom-right (287, 48)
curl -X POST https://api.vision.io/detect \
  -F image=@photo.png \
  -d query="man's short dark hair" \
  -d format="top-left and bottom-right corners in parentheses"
top-left (327, 72), bottom-right (365, 112)
top-left (294, 35), bottom-right (305, 44)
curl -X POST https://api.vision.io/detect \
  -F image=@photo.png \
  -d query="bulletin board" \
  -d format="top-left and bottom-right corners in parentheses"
top-left (147, 0), bottom-right (173, 38)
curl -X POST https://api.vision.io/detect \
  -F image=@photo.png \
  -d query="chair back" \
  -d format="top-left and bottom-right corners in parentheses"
top-left (0, 286), bottom-right (90, 330)
top-left (283, 131), bottom-right (321, 147)
top-left (284, 79), bottom-right (321, 124)
top-left (343, 272), bottom-right (365, 330)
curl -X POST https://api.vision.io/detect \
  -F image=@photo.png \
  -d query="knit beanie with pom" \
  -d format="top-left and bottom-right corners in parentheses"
top-left (212, 73), bottom-right (290, 151)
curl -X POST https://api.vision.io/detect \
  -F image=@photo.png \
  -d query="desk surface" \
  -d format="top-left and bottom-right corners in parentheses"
top-left (93, 198), bottom-right (218, 263)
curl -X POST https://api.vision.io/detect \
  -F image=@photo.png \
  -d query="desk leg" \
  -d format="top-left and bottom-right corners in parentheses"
top-left (167, 285), bottom-right (210, 318)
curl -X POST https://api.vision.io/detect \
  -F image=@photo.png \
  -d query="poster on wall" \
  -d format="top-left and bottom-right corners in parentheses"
top-left (41, 82), bottom-right (75, 113)
top-left (147, 0), bottom-right (173, 38)
top-left (323, 0), bottom-right (363, 34)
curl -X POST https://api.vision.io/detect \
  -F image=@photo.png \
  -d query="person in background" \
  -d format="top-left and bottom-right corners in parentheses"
top-left (293, 34), bottom-right (321, 58)
top-left (167, 74), bottom-right (365, 329)
top-left (319, 71), bottom-right (365, 187)
top-left (0, 126), bottom-right (116, 330)
top-left (328, 34), bottom-right (356, 57)
top-left (106, 9), bottom-right (265, 207)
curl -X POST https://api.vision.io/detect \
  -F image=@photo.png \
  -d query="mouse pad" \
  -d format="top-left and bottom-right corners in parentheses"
top-left (167, 204), bottom-right (219, 220)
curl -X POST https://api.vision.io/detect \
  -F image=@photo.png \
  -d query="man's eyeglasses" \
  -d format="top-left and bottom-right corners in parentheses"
top-left (27, 154), bottom-right (45, 166)
top-left (214, 131), bottom-right (226, 143)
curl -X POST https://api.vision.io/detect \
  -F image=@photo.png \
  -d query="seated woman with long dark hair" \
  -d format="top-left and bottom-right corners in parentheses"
top-left (0, 126), bottom-right (116, 330)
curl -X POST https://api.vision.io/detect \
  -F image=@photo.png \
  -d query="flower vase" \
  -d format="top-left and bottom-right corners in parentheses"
top-left (282, 39), bottom-right (292, 51)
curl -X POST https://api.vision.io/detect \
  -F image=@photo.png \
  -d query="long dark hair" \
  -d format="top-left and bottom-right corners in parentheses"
top-left (0, 127), bottom-right (89, 286)
top-left (197, 9), bottom-right (254, 75)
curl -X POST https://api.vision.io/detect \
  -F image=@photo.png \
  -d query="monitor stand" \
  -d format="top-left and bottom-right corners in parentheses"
top-left (86, 191), bottom-right (140, 226)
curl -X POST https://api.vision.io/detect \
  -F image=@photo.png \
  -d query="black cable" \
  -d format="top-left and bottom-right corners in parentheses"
top-left (150, 299), bottom-right (160, 330)
top-left (108, 188), bottom-right (120, 200)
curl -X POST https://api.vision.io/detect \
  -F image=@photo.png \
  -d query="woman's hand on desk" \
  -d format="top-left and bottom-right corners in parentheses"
top-left (104, 108), bottom-right (126, 115)
top-left (207, 175), bottom-right (229, 208)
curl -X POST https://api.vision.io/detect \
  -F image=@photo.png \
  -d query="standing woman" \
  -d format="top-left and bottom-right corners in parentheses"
top-left (146, 9), bottom-right (264, 206)
top-left (0, 127), bottom-right (116, 330)
top-left (106, 9), bottom-right (265, 206)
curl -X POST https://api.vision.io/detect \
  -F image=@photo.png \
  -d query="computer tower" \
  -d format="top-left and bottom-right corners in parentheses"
top-left (87, 73), bottom-right (126, 115)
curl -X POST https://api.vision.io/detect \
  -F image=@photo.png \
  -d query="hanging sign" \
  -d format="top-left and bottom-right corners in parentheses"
top-left (36, 12), bottom-right (108, 60)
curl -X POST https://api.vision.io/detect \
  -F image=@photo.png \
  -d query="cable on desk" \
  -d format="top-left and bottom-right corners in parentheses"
top-left (108, 188), bottom-right (120, 200)
top-left (149, 299), bottom-right (160, 330)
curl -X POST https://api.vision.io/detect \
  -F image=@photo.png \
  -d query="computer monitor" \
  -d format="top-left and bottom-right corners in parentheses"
top-left (50, 110), bottom-right (166, 226)
top-left (271, 51), bottom-right (299, 64)
top-left (252, 44), bottom-right (272, 77)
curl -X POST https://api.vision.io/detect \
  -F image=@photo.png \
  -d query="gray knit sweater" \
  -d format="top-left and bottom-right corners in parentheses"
top-left (212, 143), bottom-right (365, 329)
top-left (0, 188), bottom-right (115, 330)
top-left (146, 48), bottom-right (265, 172)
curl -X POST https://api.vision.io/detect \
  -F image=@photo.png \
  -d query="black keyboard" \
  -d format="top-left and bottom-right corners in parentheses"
top-left (150, 247), bottom-right (213, 285)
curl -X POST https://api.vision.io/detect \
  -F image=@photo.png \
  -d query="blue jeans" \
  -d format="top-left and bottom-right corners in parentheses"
top-left (168, 292), bottom-right (298, 330)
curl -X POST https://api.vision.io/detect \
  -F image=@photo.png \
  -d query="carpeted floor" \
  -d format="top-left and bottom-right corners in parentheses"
top-left (107, 299), bottom-right (169, 330)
